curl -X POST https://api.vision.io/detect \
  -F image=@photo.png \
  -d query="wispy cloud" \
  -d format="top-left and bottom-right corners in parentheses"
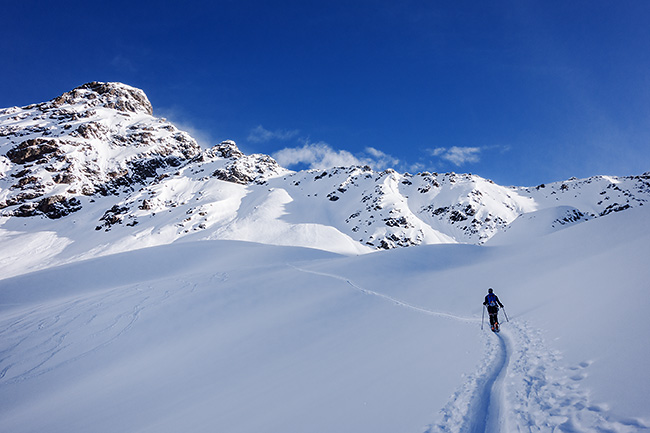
top-left (364, 146), bottom-right (400, 170)
top-left (251, 124), bottom-right (409, 171)
top-left (273, 141), bottom-right (400, 171)
top-left (248, 125), bottom-right (300, 143)
top-left (155, 107), bottom-right (216, 148)
top-left (430, 146), bottom-right (482, 166)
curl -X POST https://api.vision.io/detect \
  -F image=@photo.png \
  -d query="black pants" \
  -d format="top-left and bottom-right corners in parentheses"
top-left (487, 305), bottom-right (499, 326)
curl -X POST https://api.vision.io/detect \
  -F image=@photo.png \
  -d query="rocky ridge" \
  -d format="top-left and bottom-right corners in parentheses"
top-left (1, 82), bottom-right (649, 252)
top-left (266, 168), bottom-right (650, 248)
top-left (0, 82), bottom-right (285, 219)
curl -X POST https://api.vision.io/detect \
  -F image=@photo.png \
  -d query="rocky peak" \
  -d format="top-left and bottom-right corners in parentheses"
top-left (201, 140), bottom-right (288, 185)
top-left (206, 140), bottom-right (245, 159)
top-left (0, 82), bottom-right (202, 219)
top-left (46, 81), bottom-right (153, 115)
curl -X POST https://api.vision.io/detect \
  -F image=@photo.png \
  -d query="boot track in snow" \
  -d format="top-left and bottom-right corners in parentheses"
top-left (290, 264), bottom-right (650, 433)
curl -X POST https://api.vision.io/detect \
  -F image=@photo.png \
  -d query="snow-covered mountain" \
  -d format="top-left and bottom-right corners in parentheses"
top-left (1, 192), bottom-right (649, 433)
top-left (2, 82), bottom-right (649, 277)
top-left (0, 82), bottom-right (284, 219)
top-left (2, 83), bottom-right (650, 432)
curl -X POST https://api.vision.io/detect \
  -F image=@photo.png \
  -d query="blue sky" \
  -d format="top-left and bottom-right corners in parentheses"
top-left (2, 1), bottom-right (649, 186)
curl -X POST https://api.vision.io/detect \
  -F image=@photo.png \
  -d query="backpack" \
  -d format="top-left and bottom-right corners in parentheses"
top-left (486, 293), bottom-right (498, 307)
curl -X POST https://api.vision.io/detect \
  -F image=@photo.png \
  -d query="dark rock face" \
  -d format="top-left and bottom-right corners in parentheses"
top-left (11, 195), bottom-right (82, 219)
top-left (37, 195), bottom-right (82, 219)
top-left (211, 168), bottom-right (254, 185)
top-left (6, 138), bottom-right (62, 164)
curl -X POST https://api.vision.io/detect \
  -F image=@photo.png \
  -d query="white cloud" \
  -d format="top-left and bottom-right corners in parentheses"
top-left (431, 146), bottom-right (481, 166)
top-left (365, 147), bottom-right (386, 158)
top-left (273, 142), bottom-right (362, 169)
top-left (248, 125), bottom-right (300, 143)
top-left (273, 142), bottom-right (400, 171)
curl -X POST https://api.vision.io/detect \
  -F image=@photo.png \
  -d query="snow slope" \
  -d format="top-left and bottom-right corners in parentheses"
top-left (1, 202), bottom-right (649, 432)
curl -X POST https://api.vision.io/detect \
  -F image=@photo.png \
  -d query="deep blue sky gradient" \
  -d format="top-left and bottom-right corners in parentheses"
top-left (2, 0), bottom-right (649, 186)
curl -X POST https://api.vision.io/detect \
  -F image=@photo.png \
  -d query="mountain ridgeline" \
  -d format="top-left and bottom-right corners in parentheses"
top-left (1, 82), bottom-right (649, 252)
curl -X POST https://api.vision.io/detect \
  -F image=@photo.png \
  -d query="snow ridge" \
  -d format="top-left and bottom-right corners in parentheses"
top-left (429, 320), bottom-right (650, 433)
top-left (2, 82), bottom-right (650, 272)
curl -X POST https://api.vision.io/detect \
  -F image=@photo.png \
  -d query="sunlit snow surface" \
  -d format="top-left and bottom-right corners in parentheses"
top-left (1, 205), bottom-right (649, 432)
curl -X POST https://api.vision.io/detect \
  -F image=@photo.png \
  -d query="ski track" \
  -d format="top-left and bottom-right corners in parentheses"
top-left (469, 332), bottom-right (509, 433)
top-left (289, 264), bottom-right (650, 433)
top-left (1, 263), bottom-right (648, 433)
top-left (0, 278), bottom-right (201, 385)
top-left (288, 264), bottom-right (477, 324)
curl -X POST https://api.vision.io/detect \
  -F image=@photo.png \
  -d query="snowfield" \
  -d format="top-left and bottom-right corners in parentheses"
top-left (2, 82), bottom-right (650, 432)
top-left (1, 203), bottom-right (649, 433)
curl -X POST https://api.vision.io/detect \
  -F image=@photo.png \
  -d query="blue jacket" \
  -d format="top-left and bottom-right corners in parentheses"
top-left (483, 293), bottom-right (504, 308)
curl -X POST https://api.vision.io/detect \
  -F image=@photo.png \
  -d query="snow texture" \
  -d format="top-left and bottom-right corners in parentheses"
top-left (1, 83), bottom-right (650, 432)
top-left (1, 206), bottom-right (649, 432)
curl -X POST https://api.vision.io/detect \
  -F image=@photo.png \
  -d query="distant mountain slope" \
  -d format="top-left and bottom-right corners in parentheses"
top-left (1, 82), bottom-right (649, 275)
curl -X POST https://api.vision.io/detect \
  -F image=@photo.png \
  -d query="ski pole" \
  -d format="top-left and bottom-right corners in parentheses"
top-left (481, 305), bottom-right (485, 330)
top-left (502, 306), bottom-right (509, 322)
